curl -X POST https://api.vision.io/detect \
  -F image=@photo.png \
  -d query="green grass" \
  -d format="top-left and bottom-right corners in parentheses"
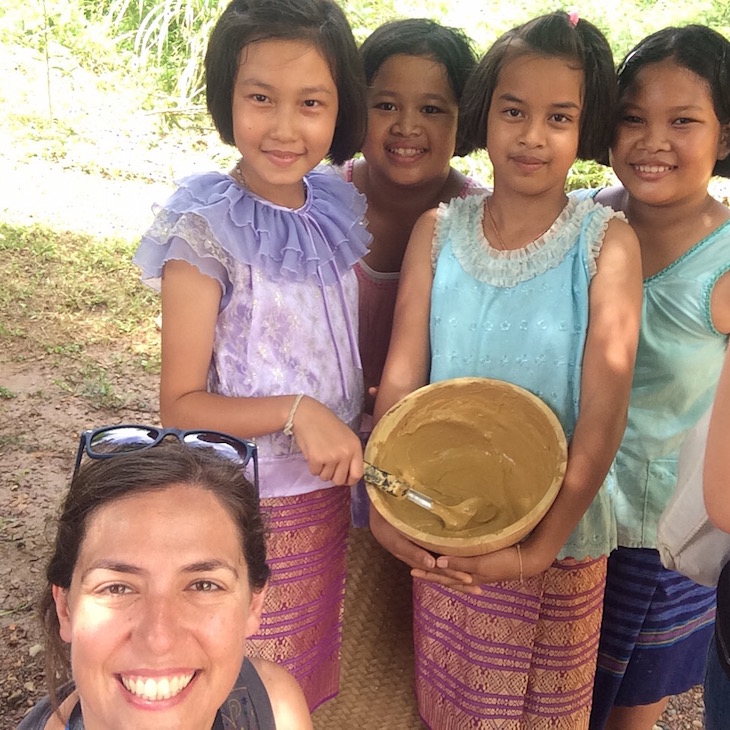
top-left (55, 363), bottom-right (126, 411)
top-left (0, 222), bottom-right (160, 387)
top-left (0, 224), bottom-right (157, 335)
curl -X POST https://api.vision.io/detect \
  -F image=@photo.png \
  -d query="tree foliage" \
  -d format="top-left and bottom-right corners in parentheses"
top-left (8, 0), bottom-right (730, 186)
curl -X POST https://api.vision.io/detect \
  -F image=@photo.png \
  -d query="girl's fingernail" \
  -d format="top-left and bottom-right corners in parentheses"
top-left (436, 557), bottom-right (448, 568)
top-left (425, 556), bottom-right (436, 569)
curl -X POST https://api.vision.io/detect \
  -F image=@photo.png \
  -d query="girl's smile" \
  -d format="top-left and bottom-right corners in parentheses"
top-left (232, 39), bottom-right (339, 208)
top-left (361, 53), bottom-right (459, 187)
top-left (486, 53), bottom-right (583, 198)
top-left (611, 59), bottom-right (730, 209)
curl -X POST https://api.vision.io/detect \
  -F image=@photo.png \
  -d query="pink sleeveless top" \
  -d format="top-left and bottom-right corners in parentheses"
top-left (342, 160), bottom-right (485, 423)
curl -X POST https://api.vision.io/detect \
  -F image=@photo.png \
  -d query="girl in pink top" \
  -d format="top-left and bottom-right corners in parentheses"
top-left (346, 19), bottom-right (486, 419)
top-left (342, 19), bottom-right (485, 526)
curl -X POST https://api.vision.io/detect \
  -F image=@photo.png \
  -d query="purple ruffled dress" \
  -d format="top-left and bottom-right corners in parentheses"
top-left (134, 167), bottom-right (369, 498)
top-left (134, 168), bottom-right (370, 710)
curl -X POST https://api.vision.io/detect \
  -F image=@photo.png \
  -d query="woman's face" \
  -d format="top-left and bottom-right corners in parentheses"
top-left (53, 484), bottom-right (264, 730)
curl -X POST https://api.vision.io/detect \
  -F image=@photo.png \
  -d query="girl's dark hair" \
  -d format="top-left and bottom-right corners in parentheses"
top-left (359, 18), bottom-right (478, 155)
top-left (617, 24), bottom-right (730, 178)
top-left (205, 0), bottom-right (367, 165)
top-left (460, 11), bottom-right (617, 163)
top-left (40, 441), bottom-right (269, 708)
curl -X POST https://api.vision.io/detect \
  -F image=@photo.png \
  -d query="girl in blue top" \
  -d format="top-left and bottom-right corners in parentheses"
top-left (586, 25), bottom-right (730, 730)
top-left (371, 12), bottom-right (642, 729)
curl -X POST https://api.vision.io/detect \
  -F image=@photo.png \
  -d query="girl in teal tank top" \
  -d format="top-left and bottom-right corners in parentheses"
top-left (370, 11), bottom-right (643, 729)
top-left (588, 25), bottom-right (730, 730)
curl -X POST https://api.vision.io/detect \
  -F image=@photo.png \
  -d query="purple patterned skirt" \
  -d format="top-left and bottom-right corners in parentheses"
top-left (414, 555), bottom-right (607, 729)
top-left (246, 487), bottom-right (350, 711)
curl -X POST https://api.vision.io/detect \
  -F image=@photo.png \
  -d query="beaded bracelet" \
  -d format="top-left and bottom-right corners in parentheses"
top-left (283, 394), bottom-right (304, 436)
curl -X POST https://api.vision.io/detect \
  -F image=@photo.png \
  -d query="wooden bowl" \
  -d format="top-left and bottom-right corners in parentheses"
top-left (365, 377), bottom-right (567, 557)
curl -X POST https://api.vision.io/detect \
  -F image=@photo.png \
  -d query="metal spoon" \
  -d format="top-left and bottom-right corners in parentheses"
top-left (363, 462), bottom-right (495, 531)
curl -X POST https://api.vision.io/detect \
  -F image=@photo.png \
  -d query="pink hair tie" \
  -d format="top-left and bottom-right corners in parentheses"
top-left (568, 8), bottom-right (579, 26)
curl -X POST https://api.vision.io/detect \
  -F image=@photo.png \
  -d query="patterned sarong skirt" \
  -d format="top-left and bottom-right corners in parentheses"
top-left (415, 555), bottom-right (607, 729)
top-left (246, 487), bottom-right (350, 711)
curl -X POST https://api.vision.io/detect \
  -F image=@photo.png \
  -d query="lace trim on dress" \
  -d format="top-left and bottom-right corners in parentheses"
top-left (136, 167), bottom-right (370, 290)
top-left (434, 193), bottom-right (623, 286)
top-left (431, 201), bottom-right (450, 271)
top-left (136, 208), bottom-right (236, 296)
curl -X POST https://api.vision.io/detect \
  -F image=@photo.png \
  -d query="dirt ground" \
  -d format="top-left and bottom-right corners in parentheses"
top-left (0, 38), bottom-right (708, 730)
top-left (0, 39), bottom-right (228, 726)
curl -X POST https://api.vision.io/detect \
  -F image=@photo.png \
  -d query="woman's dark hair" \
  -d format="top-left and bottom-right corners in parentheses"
top-left (359, 18), bottom-right (477, 155)
top-left (40, 441), bottom-right (269, 708)
top-left (205, 0), bottom-right (367, 165)
top-left (617, 24), bottom-right (730, 177)
top-left (460, 11), bottom-right (617, 163)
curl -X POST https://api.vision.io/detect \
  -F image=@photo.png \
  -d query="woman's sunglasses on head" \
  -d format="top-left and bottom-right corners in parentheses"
top-left (73, 424), bottom-right (259, 495)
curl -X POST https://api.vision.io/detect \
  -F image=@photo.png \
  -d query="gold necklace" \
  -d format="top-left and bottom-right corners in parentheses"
top-left (233, 159), bottom-right (306, 207)
top-left (234, 161), bottom-right (247, 188)
top-left (486, 196), bottom-right (554, 251)
top-left (486, 196), bottom-right (508, 250)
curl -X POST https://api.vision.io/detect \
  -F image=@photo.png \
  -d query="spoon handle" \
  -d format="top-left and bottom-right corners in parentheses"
top-left (363, 461), bottom-right (410, 498)
top-left (404, 489), bottom-right (433, 510)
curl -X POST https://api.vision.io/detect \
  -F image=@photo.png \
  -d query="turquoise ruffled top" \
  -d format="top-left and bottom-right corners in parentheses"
top-left (430, 192), bottom-right (623, 559)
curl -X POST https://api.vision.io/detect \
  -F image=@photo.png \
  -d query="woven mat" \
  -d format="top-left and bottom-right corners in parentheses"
top-left (312, 527), bottom-right (425, 728)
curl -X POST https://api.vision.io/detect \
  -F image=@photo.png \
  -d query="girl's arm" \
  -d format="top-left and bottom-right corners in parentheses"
top-left (372, 210), bottom-right (434, 421)
top-left (160, 260), bottom-right (363, 486)
top-left (370, 210), bottom-right (443, 569)
top-left (704, 347), bottom-right (730, 533)
top-left (250, 657), bottom-right (313, 730)
top-left (421, 217), bottom-right (642, 586)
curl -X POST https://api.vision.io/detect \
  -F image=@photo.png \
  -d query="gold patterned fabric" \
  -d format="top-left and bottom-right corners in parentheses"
top-left (414, 556), bottom-right (607, 729)
top-left (246, 488), bottom-right (350, 711)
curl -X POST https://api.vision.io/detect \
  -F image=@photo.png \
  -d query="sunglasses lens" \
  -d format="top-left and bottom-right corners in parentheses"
top-left (88, 426), bottom-right (159, 456)
top-left (182, 432), bottom-right (253, 465)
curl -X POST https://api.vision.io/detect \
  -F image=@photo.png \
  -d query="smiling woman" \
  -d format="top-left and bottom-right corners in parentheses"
top-left (17, 434), bottom-right (312, 730)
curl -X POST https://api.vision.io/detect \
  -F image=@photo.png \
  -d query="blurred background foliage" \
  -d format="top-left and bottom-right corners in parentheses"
top-left (3, 0), bottom-right (730, 188)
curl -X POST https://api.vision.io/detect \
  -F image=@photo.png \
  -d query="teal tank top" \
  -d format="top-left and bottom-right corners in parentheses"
top-left (430, 193), bottom-right (622, 559)
top-left (614, 219), bottom-right (730, 548)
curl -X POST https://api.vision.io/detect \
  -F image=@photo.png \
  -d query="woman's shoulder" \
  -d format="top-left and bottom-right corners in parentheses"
top-left (16, 695), bottom-right (54, 730)
top-left (435, 190), bottom-right (487, 244)
top-left (163, 170), bottom-right (239, 208)
top-left (563, 190), bottom-right (627, 230)
top-left (307, 164), bottom-right (367, 219)
top-left (17, 686), bottom-right (78, 730)
top-left (558, 194), bottom-right (629, 274)
top-left (248, 657), bottom-right (313, 730)
top-left (440, 188), bottom-right (488, 223)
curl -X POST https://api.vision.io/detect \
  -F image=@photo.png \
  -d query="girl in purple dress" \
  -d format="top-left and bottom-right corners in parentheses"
top-left (133, 0), bottom-right (369, 711)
